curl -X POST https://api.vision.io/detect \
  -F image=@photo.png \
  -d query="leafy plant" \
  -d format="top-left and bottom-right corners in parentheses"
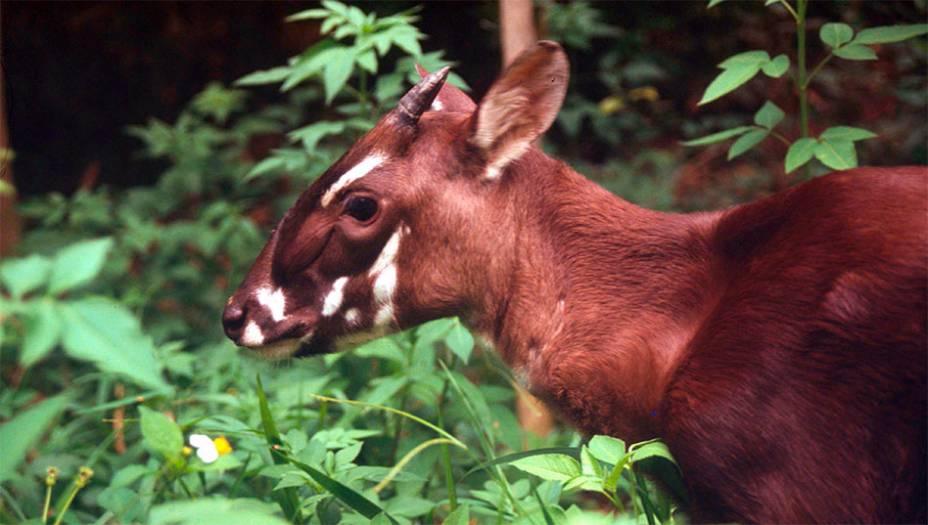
top-left (685, 1), bottom-right (927, 174)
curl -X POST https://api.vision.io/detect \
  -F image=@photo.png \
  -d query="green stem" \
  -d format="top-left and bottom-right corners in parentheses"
top-left (436, 384), bottom-right (458, 511)
top-left (42, 485), bottom-right (53, 524)
top-left (796, 0), bottom-right (810, 139)
top-left (51, 486), bottom-right (79, 525)
top-left (803, 52), bottom-right (834, 89)
top-left (777, 0), bottom-right (799, 22)
top-left (770, 130), bottom-right (792, 146)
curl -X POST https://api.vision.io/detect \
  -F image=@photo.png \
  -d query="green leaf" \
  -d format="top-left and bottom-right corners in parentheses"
top-left (707, 0), bottom-right (729, 7)
top-left (461, 447), bottom-right (580, 480)
top-left (21, 300), bottom-right (61, 367)
top-left (323, 48), bottom-right (356, 104)
top-left (356, 50), bottom-right (377, 74)
top-left (727, 129), bottom-right (769, 160)
top-left (443, 504), bottom-right (470, 525)
top-left (0, 395), bottom-right (69, 482)
top-left (761, 54), bottom-right (790, 77)
top-left (149, 498), bottom-right (291, 525)
top-left (630, 440), bottom-right (687, 504)
top-left (511, 454), bottom-right (582, 482)
top-left (47, 237), bottom-right (113, 295)
top-left (255, 375), bottom-right (302, 523)
top-left (717, 50), bottom-right (770, 69)
top-left (681, 126), bottom-right (753, 146)
top-left (235, 67), bottom-right (291, 86)
top-left (820, 23), bottom-right (854, 48)
top-left (285, 8), bottom-right (329, 22)
top-left (288, 121), bottom-right (346, 151)
top-left (764, 0), bottom-right (779, 5)
top-left (0, 254), bottom-right (51, 298)
top-left (785, 138), bottom-right (818, 173)
top-left (698, 63), bottom-right (763, 105)
top-left (139, 406), bottom-right (184, 460)
top-left (280, 41), bottom-right (340, 92)
top-left (446, 319), bottom-right (474, 364)
top-left (389, 26), bottom-right (423, 57)
top-left (587, 435), bottom-right (626, 465)
top-left (853, 24), bottom-right (928, 45)
top-left (814, 139), bottom-right (857, 170)
top-left (276, 451), bottom-right (391, 520)
top-left (820, 126), bottom-right (877, 142)
top-left (58, 297), bottom-right (169, 391)
top-left (754, 101), bottom-right (785, 129)
top-left (834, 44), bottom-right (877, 61)
top-left (580, 445), bottom-right (603, 478)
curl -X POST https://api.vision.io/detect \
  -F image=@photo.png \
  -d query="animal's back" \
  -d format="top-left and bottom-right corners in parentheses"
top-left (662, 167), bottom-right (927, 523)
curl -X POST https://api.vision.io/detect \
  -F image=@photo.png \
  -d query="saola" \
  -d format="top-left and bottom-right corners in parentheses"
top-left (223, 41), bottom-right (927, 523)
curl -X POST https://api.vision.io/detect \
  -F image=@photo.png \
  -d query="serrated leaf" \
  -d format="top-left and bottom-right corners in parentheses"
top-left (58, 297), bottom-right (169, 390)
top-left (588, 435), bottom-right (626, 465)
top-left (21, 300), bottom-right (61, 367)
top-left (754, 101), bottom-right (785, 129)
top-left (761, 54), bottom-right (790, 77)
top-left (323, 48), bottom-right (356, 104)
top-left (785, 138), bottom-right (818, 173)
top-left (681, 126), bottom-right (754, 146)
top-left (814, 139), bottom-right (857, 170)
top-left (139, 406), bottom-right (184, 460)
top-left (853, 24), bottom-right (928, 45)
top-left (699, 63), bottom-right (763, 105)
top-left (511, 454), bottom-right (582, 482)
top-left (47, 237), bottom-right (113, 295)
top-left (0, 254), bottom-right (51, 298)
top-left (820, 23), bottom-right (854, 48)
top-left (235, 67), bottom-right (291, 86)
top-left (820, 126), bottom-right (877, 142)
top-left (717, 50), bottom-right (770, 69)
top-left (727, 129), bottom-right (769, 160)
top-left (0, 395), bottom-right (69, 482)
top-left (834, 44), bottom-right (877, 61)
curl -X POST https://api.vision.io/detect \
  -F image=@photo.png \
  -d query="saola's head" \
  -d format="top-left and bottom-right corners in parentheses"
top-left (222, 41), bottom-right (568, 359)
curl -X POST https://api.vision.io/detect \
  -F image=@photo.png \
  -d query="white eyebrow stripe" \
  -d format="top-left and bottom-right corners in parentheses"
top-left (322, 277), bottom-right (349, 317)
top-left (321, 154), bottom-right (385, 208)
top-left (257, 287), bottom-right (287, 322)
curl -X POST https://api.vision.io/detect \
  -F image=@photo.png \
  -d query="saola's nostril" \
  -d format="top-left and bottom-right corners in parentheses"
top-left (222, 301), bottom-right (246, 340)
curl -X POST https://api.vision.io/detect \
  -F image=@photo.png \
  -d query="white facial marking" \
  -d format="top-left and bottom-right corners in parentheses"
top-left (373, 265), bottom-right (397, 304)
top-left (241, 321), bottom-right (265, 347)
top-left (322, 277), bottom-right (349, 317)
top-left (369, 229), bottom-right (401, 277)
top-left (257, 287), bottom-right (287, 322)
top-left (431, 99), bottom-right (443, 111)
top-left (321, 154), bottom-right (385, 208)
top-left (374, 303), bottom-right (394, 326)
top-left (344, 308), bottom-right (361, 325)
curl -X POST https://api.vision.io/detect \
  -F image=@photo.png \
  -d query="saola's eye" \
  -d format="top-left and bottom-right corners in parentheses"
top-left (343, 196), bottom-right (378, 222)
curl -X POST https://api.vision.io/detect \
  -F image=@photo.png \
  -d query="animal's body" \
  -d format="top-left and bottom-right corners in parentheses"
top-left (224, 41), bottom-right (927, 522)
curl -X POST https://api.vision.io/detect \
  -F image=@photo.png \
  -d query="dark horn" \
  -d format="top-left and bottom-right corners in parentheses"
top-left (396, 66), bottom-right (450, 124)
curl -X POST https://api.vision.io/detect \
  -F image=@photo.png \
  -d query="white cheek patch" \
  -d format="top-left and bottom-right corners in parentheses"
top-left (344, 308), bottom-right (361, 326)
top-left (321, 154), bottom-right (385, 208)
top-left (369, 229), bottom-right (401, 277)
top-left (322, 277), bottom-right (349, 317)
top-left (374, 303), bottom-right (394, 327)
top-left (241, 321), bottom-right (265, 347)
top-left (373, 265), bottom-right (397, 304)
top-left (257, 287), bottom-right (286, 322)
top-left (367, 226), bottom-right (403, 327)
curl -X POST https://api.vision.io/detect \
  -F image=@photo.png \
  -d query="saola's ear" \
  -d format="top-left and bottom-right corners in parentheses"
top-left (415, 64), bottom-right (477, 113)
top-left (472, 41), bottom-right (568, 180)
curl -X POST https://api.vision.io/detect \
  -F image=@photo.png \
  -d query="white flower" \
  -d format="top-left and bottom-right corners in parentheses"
top-left (189, 433), bottom-right (219, 463)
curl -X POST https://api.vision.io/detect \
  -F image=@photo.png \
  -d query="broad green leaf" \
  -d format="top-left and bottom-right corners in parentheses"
top-left (785, 138), bottom-right (818, 173)
top-left (20, 300), bottom-right (61, 367)
top-left (820, 23), bottom-right (854, 48)
top-left (587, 435), bottom-right (626, 465)
top-left (149, 498), bottom-right (291, 525)
top-left (699, 63), bottom-right (763, 105)
top-left (511, 454), bottom-right (582, 482)
top-left (353, 336), bottom-right (406, 364)
top-left (276, 451), bottom-right (389, 519)
top-left (630, 440), bottom-right (687, 504)
top-left (853, 24), bottom-right (928, 45)
top-left (681, 126), bottom-right (753, 146)
top-left (579, 446), bottom-right (603, 478)
top-left (58, 297), bottom-right (169, 391)
top-left (761, 54), bottom-right (790, 77)
top-left (47, 237), bottom-right (113, 295)
top-left (446, 319), bottom-right (474, 364)
top-left (717, 50), bottom-right (770, 69)
top-left (814, 139), bottom-right (857, 170)
top-left (235, 67), bottom-right (291, 86)
top-left (281, 41), bottom-right (340, 91)
top-left (834, 44), bottom-right (877, 61)
top-left (285, 8), bottom-right (329, 22)
top-left (323, 48), bottom-right (356, 104)
top-left (0, 395), bottom-right (69, 481)
top-left (288, 121), bottom-right (346, 151)
top-left (727, 129), bottom-right (769, 160)
top-left (0, 254), bottom-right (51, 298)
top-left (356, 50), bottom-right (377, 74)
top-left (139, 406), bottom-right (184, 460)
top-left (754, 101), bottom-right (785, 129)
top-left (820, 126), bottom-right (877, 142)
top-left (390, 26), bottom-right (423, 57)
top-left (443, 504), bottom-right (470, 525)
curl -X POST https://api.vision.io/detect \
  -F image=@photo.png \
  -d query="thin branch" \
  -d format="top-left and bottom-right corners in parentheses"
top-left (803, 53), bottom-right (834, 89)
top-left (777, 0), bottom-right (799, 23)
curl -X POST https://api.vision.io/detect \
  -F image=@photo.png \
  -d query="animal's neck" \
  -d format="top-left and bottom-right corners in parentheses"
top-left (484, 150), bottom-right (721, 440)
